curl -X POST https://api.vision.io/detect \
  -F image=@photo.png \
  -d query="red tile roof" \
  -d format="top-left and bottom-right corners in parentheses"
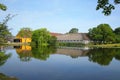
top-left (50, 32), bottom-right (63, 37)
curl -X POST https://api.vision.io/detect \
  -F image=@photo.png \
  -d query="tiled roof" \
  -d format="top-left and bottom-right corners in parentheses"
top-left (50, 32), bottom-right (63, 37)
top-left (57, 33), bottom-right (90, 40)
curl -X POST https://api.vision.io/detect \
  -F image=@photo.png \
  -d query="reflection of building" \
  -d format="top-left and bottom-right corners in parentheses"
top-left (56, 47), bottom-right (89, 58)
top-left (14, 45), bottom-right (32, 57)
top-left (15, 45), bottom-right (32, 62)
top-left (15, 45), bottom-right (31, 53)
top-left (14, 45), bottom-right (31, 50)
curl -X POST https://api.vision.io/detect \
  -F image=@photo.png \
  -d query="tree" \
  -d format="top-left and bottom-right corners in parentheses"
top-left (114, 27), bottom-right (120, 35)
top-left (88, 24), bottom-right (115, 44)
top-left (114, 27), bottom-right (120, 42)
top-left (0, 14), bottom-right (13, 43)
top-left (0, 3), bottom-right (7, 11)
top-left (96, 0), bottom-right (120, 15)
top-left (32, 28), bottom-right (51, 46)
top-left (48, 36), bottom-right (57, 46)
top-left (69, 28), bottom-right (79, 33)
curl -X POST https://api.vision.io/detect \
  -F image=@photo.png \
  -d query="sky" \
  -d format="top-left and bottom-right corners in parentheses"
top-left (0, 0), bottom-right (120, 36)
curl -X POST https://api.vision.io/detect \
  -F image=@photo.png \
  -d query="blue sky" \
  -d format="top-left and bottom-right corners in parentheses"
top-left (1, 0), bottom-right (120, 36)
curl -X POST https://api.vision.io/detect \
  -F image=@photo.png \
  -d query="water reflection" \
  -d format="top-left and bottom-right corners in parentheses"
top-left (15, 45), bottom-right (32, 62)
top-left (14, 45), bottom-right (120, 66)
top-left (57, 47), bottom-right (89, 58)
top-left (87, 48), bottom-right (120, 66)
top-left (32, 46), bottom-right (56, 60)
top-left (14, 45), bottom-right (56, 61)
top-left (0, 46), bottom-right (11, 66)
top-left (0, 73), bottom-right (18, 80)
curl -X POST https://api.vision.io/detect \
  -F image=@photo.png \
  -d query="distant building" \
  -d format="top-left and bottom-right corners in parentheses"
top-left (57, 33), bottom-right (90, 44)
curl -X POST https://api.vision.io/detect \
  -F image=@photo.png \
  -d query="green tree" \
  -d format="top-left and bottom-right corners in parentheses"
top-left (89, 24), bottom-right (115, 44)
top-left (69, 28), bottom-right (79, 33)
top-left (114, 27), bottom-right (120, 43)
top-left (114, 27), bottom-right (120, 35)
top-left (48, 36), bottom-right (57, 46)
top-left (96, 0), bottom-right (120, 15)
top-left (0, 14), bottom-right (13, 43)
top-left (32, 28), bottom-right (51, 46)
top-left (0, 3), bottom-right (7, 11)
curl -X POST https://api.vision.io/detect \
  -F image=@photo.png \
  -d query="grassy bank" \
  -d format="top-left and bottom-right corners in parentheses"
top-left (1, 42), bottom-right (30, 46)
top-left (1, 42), bottom-right (120, 48)
top-left (87, 43), bottom-right (120, 48)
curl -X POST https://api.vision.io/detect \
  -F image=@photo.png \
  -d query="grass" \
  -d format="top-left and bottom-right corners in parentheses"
top-left (1, 42), bottom-right (30, 46)
top-left (87, 43), bottom-right (120, 48)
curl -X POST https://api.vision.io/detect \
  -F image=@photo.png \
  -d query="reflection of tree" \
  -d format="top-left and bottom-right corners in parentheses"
top-left (114, 49), bottom-right (120, 60)
top-left (0, 52), bottom-right (11, 66)
top-left (15, 45), bottom-right (56, 61)
top-left (16, 45), bottom-right (32, 62)
top-left (87, 48), bottom-right (117, 66)
top-left (32, 46), bottom-right (56, 61)
top-left (0, 73), bottom-right (18, 80)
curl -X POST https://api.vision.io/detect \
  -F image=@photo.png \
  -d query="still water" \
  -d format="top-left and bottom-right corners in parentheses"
top-left (0, 45), bottom-right (120, 80)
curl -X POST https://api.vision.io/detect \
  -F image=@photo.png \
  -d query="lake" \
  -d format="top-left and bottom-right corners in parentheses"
top-left (0, 45), bottom-right (120, 80)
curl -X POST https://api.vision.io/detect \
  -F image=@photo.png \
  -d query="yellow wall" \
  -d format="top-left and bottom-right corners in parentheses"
top-left (21, 38), bottom-right (31, 43)
top-left (16, 35), bottom-right (31, 43)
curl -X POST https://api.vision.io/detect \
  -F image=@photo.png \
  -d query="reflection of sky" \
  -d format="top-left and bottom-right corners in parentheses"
top-left (1, 0), bottom-right (120, 36)
top-left (0, 49), bottom-right (120, 80)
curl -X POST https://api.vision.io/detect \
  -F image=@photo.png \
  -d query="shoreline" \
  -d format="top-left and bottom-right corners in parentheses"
top-left (87, 43), bottom-right (120, 48)
top-left (1, 43), bottom-right (120, 48)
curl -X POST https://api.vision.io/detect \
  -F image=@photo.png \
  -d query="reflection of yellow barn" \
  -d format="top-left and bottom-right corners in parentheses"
top-left (16, 45), bottom-right (32, 54)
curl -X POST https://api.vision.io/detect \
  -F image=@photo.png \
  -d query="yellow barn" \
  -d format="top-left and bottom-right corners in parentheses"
top-left (14, 28), bottom-right (32, 43)
top-left (14, 36), bottom-right (31, 43)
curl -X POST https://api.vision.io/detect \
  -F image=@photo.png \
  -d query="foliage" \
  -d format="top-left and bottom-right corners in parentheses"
top-left (32, 28), bottom-right (57, 46)
top-left (88, 24), bottom-right (115, 44)
top-left (58, 42), bottom-right (85, 47)
top-left (0, 3), bottom-right (7, 11)
top-left (114, 27), bottom-right (120, 35)
top-left (69, 28), bottom-right (79, 33)
top-left (48, 36), bottom-right (57, 46)
top-left (114, 27), bottom-right (120, 43)
top-left (96, 0), bottom-right (120, 15)
top-left (0, 14), bottom-right (13, 43)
